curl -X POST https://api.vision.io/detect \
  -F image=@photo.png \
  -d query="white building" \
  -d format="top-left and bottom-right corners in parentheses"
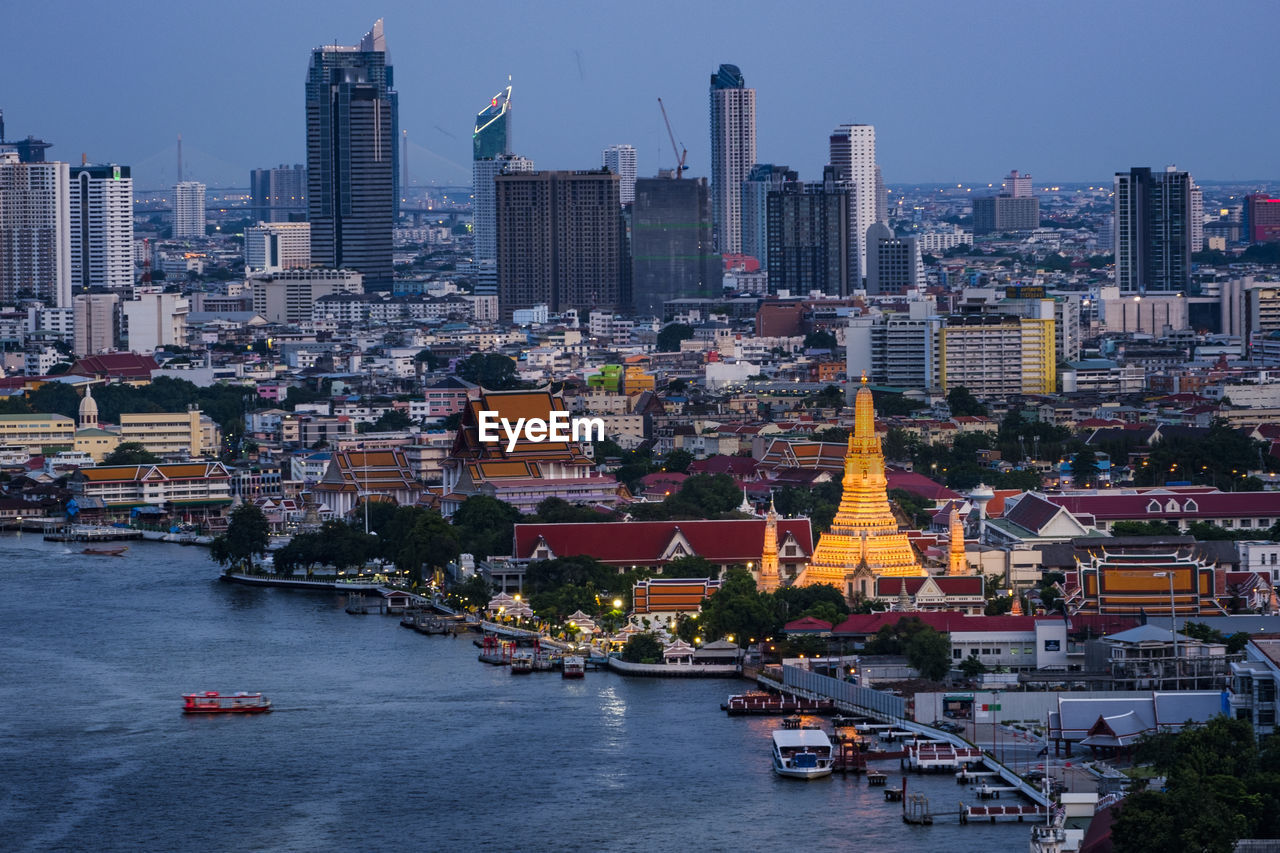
top-left (250, 268), bottom-right (363, 325)
top-left (123, 292), bottom-right (189, 353)
top-left (709, 64), bottom-right (756, 255)
top-left (602, 145), bottom-right (637, 206)
top-left (0, 151), bottom-right (70, 307)
top-left (173, 181), bottom-right (206, 239)
top-left (68, 164), bottom-right (133, 290)
top-left (244, 221), bottom-right (311, 272)
top-left (73, 292), bottom-right (119, 356)
top-left (829, 124), bottom-right (878, 280)
top-left (915, 228), bottom-right (973, 254)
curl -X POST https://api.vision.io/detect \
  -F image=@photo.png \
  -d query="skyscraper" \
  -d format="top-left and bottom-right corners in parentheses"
top-left (1190, 181), bottom-right (1204, 253)
top-left (829, 124), bottom-right (878, 280)
top-left (0, 149), bottom-right (69, 306)
top-left (173, 181), bottom-right (206, 239)
top-left (1114, 166), bottom-right (1192, 293)
top-left (472, 84), bottom-right (529, 298)
top-left (631, 175), bottom-right (719, 316)
top-left (69, 164), bottom-right (133, 291)
top-left (709, 64), bottom-right (756, 255)
top-left (474, 84), bottom-right (512, 161)
top-left (496, 170), bottom-right (624, 321)
top-left (766, 167), bottom-right (855, 297)
top-left (306, 19), bottom-right (398, 288)
top-left (602, 145), bottom-right (637, 205)
top-left (250, 164), bottom-right (307, 222)
top-left (1001, 169), bottom-right (1033, 197)
top-left (974, 169), bottom-right (1039, 234)
top-left (741, 163), bottom-right (796, 266)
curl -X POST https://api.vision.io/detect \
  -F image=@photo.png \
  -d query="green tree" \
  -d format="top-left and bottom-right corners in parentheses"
top-left (905, 626), bottom-right (952, 681)
top-left (1072, 447), bottom-right (1101, 487)
top-left (456, 353), bottom-right (519, 390)
top-left (665, 473), bottom-right (744, 518)
top-left (208, 503), bottom-right (271, 571)
top-left (621, 632), bottom-right (664, 663)
top-left (803, 330), bottom-right (838, 350)
top-left (452, 495), bottom-right (522, 560)
top-left (959, 652), bottom-right (987, 678)
top-left (365, 409), bottom-right (413, 432)
top-left (664, 448), bottom-right (694, 474)
top-left (946, 386), bottom-right (988, 417)
top-left (664, 555), bottom-right (719, 577)
top-left (1111, 520), bottom-right (1182, 537)
top-left (656, 323), bottom-right (695, 353)
top-left (450, 573), bottom-right (493, 610)
top-left (102, 442), bottom-right (159, 465)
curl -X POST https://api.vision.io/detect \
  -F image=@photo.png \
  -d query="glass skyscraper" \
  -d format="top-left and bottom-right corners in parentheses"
top-left (305, 19), bottom-right (398, 288)
top-left (474, 85), bottom-right (512, 161)
top-left (473, 84), bottom-right (524, 298)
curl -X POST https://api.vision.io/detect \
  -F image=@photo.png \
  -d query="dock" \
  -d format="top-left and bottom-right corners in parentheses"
top-left (44, 525), bottom-right (143, 543)
top-left (960, 804), bottom-right (1047, 823)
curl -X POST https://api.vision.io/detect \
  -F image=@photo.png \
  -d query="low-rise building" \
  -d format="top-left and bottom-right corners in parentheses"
top-left (69, 462), bottom-right (233, 522)
top-left (0, 413), bottom-right (76, 453)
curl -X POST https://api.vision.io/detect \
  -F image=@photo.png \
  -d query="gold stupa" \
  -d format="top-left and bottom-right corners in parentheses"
top-left (795, 378), bottom-right (924, 597)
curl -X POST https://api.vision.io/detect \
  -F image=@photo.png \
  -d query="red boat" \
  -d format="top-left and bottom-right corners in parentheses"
top-left (182, 691), bottom-right (272, 714)
top-left (721, 691), bottom-right (835, 716)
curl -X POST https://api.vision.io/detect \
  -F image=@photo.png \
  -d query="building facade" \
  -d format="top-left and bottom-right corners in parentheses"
top-left (1115, 166), bottom-right (1192, 293)
top-left (0, 151), bottom-right (70, 306)
top-left (122, 292), bottom-right (189, 353)
top-left (865, 223), bottom-right (922, 296)
top-left (73, 291), bottom-right (119, 356)
top-left (68, 164), bottom-right (133, 291)
top-left (602, 144), bottom-right (637, 206)
top-left (709, 64), bottom-right (756, 255)
top-left (630, 176), bottom-right (719, 316)
top-left (249, 164), bottom-right (307, 222)
top-left (172, 181), bottom-right (205, 239)
top-left (829, 124), bottom-right (878, 280)
top-left (244, 222), bottom-right (311, 272)
top-left (766, 167), bottom-right (854, 297)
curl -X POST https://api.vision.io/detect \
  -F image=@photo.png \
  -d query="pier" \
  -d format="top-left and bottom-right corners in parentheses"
top-left (44, 525), bottom-right (143, 543)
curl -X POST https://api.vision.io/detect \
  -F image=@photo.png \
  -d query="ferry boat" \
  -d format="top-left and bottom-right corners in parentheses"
top-left (182, 691), bottom-right (272, 714)
top-left (771, 728), bottom-right (835, 779)
top-left (722, 691), bottom-right (835, 716)
top-left (562, 655), bottom-right (585, 679)
top-left (510, 649), bottom-right (536, 674)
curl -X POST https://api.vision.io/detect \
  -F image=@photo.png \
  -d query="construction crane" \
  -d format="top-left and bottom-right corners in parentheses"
top-left (657, 98), bottom-right (687, 178)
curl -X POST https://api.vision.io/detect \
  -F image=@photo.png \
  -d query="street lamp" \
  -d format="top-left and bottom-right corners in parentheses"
top-left (1153, 571), bottom-right (1178, 688)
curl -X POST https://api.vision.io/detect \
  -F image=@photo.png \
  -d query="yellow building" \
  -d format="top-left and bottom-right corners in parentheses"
top-left (795, 379), bottom-right (925, 600)
top-left (940, 314), bottom-right (1056, 396)
top-left (0, 413), bottom-right (75, 453)
top-left (119, 408), bottom-right (217, 458)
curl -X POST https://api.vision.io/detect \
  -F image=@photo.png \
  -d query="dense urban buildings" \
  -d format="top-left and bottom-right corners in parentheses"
top-left (1114, 165), bottom-right (1193, 293)
top-left (631, 175), bottom-right (718, 316)
top-left (828, 123), bottom-right (879, 280)
top-left (0, 150), bottom-right (70, 306)
top-left (740, 163), bottom-right (795, 267)
top-left (495, 170), bottom-right (624, 321)
top-left (765, 166), bottom-right (854, 296)
top-left (172, 180), bottom-right (206, 240)
top-left (602, 144), bottom-right (637, 206)
top-left (249, 164), bottom-right (307, 222)
top-left (709, 63), bottom-right (755, 255)
top-left (305, 19), bottom-right (397, 288)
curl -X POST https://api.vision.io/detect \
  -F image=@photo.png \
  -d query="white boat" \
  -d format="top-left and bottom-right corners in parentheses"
top-left (562, 655), bottom-right (585, 679)
top-left (771, 728), bottom-right (835, 779)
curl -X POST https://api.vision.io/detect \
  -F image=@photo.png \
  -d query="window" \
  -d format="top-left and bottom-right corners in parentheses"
top-left (1044, 639), bottom-right (1061, 652)
top-left (1261, 682), bottom-right (1276, 703)
top-left (953, 649), bottom-right (963, 659)
top-left (1147, 499), bottom-right (1161, 513)
top-left (1260, 709), bottom-right (1276, 727)
top-left (1184, 499), bottom-right (1198, 512)
top-left (1242, 519), bottom-right (1253, 528)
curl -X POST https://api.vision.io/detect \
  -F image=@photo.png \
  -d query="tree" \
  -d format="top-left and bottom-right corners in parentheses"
top-left (959, 652), bottom-right (987, 678)
top-left (450, 574), bottom-right (492, 610)
top-left (366, 409), bottom-right (413, 432)
top-left (665, 474), bottom-right (743, 518)
top-left (905, 626), bottom-right (952, 681)
top-left (946, 386), bottom-right (988, 417)
top-left (621, 632), bottom-right (664, 663)
top-left (1111, 520), bottom-right (1181, 537)
top-left (803, 330), bottom-right (838, 350)
top-left (208, 503), bottom-right (271, 571)
top-left (1072, 447), bottom-right (1101, 487)
top-left (656, 323), bottom-right (695, 353)
top-left (102, 442), bottom-right (159, 465)
top-left (456, 353), bottom-right (519, 390)
top-left (663, 448), bottom-right (694, 474)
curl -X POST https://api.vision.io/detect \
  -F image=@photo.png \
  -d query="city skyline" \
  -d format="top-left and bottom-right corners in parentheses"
top-left (3, 0), bottom-right (1276, 190)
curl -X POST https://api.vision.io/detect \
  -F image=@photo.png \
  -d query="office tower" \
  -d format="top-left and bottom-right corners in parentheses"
top-left (1001, 169), bottom-right (1033, 197)
top-left (306, 19), bottom-right (398, 289)
top-left (865, 223), bottom-right (922, 296)
top-left (250, 164), bottom-right (307, 222)
top-left (1245, 194), bottom-right (1280, 243)
top-left (741, 163), bottom-right (796, 266)
top-left (73, 292), bottom-right (119, 356)
top-left (473, 153), bottom-right (534, 296)
top-left (602, 145), bottom-right (637, 205)
top-left (1114, 166), bottom-right (1192, 293)
top-left (631, 175), bottom-right (719, 316)
top-left (474, 84), bottom-right (512, 161)
top-left (829, 124), bottom-right (878, 281)
top-left (244, 222), bottom-right (312, 272)
top-left (1190, 181), bottom-right (1204, 253)
top-left (709, 64), bottom-right (756, 255)
top-left (68, 164), bottom-right (133, 291)
top-left (173, 181), bottom-right (205, 239)
top-left (496, 170), bottom-right (623, 321)
top-left (766, 166), bottom-right (855, 297)
top-left (0, 150), bottom-right (70, 306)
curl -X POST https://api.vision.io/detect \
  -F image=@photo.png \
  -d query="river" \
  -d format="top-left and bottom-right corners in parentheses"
top-left (0, 535), bottom-right (1030, 851)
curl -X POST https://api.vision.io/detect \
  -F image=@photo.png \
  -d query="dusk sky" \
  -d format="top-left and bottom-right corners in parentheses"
top-left (5, 0), bottom-right (1275, 190)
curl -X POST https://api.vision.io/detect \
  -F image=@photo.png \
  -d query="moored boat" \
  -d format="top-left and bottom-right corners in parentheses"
top-left (182, 691), bottom-right (272, 714)
top-left (722, 691), bottom-right (835, 715)
top-left (510, 649), bottom-right (535, 674)
top-left (84, 546), bottom-right (128, 556)
top-left (562, 655), bottom-right (585, 679)
top-left (771, 728), bottom-right (835, 779)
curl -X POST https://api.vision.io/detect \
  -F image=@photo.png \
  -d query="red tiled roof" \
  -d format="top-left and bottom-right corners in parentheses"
top-left (70, 353), bottom-right (158, 379)
top-left (832, 611), bottom-right (1049, 635)
top-left (784, 616), bottom-right (833, 633)
top-left (513, 518), bottom-right (814, 565)
top-left (873, 576), bottom-right (984, 596)
top-left (1045, 489), bottom-right (1280, 520)
top-left (885, 469), bottom-right (962, 502)
top-left (688, 456), bottom-right (759, 477)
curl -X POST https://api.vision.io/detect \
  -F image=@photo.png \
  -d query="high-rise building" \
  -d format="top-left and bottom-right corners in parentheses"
top-left (173, 181), bottom-right (205, 239)
top-left (496, 170), bottom-right (624, 321)
top-left (766, 166), bottom-right (854, 296)
top-left (68, 164), bottom-right (133, 291)
top-left (244, 222), bottom-right (312, 272)
top-left (1114, 166), bottom-right (1192, 293)
top-left (123, 292), bottom-right (189, 353)
top-left (0, 150), bottom-right (69, 306)
top-left (973, 170), bottom-right (1039, 234)
top-left (1001, 169), bottom-right (1033, 197)
top-left (631, 175), bottom-right (719, 316)
top-left (865, 223), bottom-right (922, 296)
top-left (709, 64), bottom-right (756, 255)
top-left (250, 164), bottom-right (307, 222)
top-left (472, 153), bottom-right (534, 297)
top-left (1190, 181), bottom-right (1204, 253)
top-left (73, 292), bottom-right (119, 356)
top-left (306, 19), bottom-right (398, 289)
top-left (741, 163), bottom-right (796, 267)
top-left (602, 145), bottom-right (637, 205)
top-left (829, 124), bottom-right (878, 280)
top-left (474, 84), bottom-right (512, 161)
top-left (939, 313), bottom-right (1055, 396)
top-left (1245, 194), bottom-right (1280, 244)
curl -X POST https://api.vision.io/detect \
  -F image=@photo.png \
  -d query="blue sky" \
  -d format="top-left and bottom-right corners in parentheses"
top-left (4, 0), bottom-right (1275, 189)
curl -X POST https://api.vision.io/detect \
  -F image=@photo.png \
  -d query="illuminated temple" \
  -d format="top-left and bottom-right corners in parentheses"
top-left (794, 380), bottom-right (924, 599)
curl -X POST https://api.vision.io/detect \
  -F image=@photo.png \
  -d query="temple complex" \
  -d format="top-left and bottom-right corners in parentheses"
top-left (794, 379), bottom-right (925, 600)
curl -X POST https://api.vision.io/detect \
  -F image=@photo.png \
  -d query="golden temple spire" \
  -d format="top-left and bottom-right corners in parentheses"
top-left (758, 494), bottom-right (781, 593)
top-left (1011, 593), bottom-right (1024, 616)
top-left (947, 506), bottom-right (969, 576)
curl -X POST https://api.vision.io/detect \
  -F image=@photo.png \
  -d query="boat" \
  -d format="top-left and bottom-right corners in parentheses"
top-left (510, 649), bottom-right (536, 674)
top-left (722, 691), bottom-right (836, 715)
top-left (83, 546), bottom-right (128, 556)
top-left (771, 728), bottom-right (835, 779)
top-left (562, 655), bottom-right (585, 679)
top-left (182, 691), bottom-right (272, 714)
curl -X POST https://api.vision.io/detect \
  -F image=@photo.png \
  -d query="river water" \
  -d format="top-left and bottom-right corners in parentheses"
top-left (0, 535), bottom-right (1029, 852)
